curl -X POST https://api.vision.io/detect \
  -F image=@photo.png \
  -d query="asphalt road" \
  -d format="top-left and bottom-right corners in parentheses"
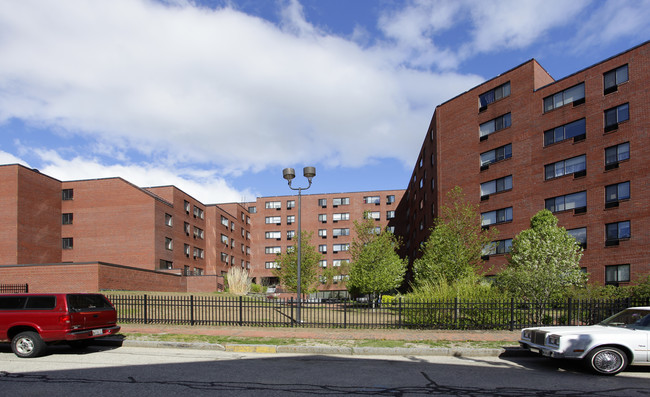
top-left (1, 344), bottom-right (649, 396)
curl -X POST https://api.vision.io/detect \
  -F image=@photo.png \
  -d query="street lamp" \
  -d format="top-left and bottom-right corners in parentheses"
top-left (282, 166), bottom-right (316, 323)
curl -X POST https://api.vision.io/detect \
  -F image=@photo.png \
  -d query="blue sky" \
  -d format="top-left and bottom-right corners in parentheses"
top-left (0, 0), bottom-right (648, 204)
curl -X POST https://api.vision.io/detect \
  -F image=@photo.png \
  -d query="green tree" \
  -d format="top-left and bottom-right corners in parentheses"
top-left (273, 231), bottom-right (322, 296)
top-left (497, 209), bottom-right (586, 310)
top-left (346, 216), bottom-right (407, 302)
top-left (413, 186), bottom-right (497, 286)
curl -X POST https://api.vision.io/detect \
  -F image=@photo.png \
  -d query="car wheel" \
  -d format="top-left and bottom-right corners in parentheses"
top-left (585, 347), bottom-right (628, 375)
top-left (11, 331), bottom-right (45, 358)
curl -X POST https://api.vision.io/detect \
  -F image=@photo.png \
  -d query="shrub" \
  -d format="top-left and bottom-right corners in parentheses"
top-left (227, 267), bottom-right (251, 295)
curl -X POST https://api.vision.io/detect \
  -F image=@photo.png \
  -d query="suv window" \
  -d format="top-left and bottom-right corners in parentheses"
top-left (67, 294), bottom-right (113, 311)
top-left (0, 297), bottom-right (28, 309)
top-left (0, 296), bottom-right (56, 310)
top-left (25, 296), bottom-right (56, 309)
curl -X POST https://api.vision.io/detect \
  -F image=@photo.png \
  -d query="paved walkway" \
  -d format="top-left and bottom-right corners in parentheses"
top-left (120, 324), bottom-right (521, 342)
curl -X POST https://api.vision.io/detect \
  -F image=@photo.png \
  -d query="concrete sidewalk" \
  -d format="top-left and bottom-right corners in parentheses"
top-left (115, 324), bottom-right (527, 357)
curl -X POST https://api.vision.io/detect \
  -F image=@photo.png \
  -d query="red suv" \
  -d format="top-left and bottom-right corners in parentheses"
top-left (0, 293), bottom-right (121, 358)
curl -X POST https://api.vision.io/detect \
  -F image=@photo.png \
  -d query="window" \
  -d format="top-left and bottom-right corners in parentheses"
top-left (193, 227), bottom-right (204, 239)
top-left (265, 246), bottom-right (281, 254)
top-left (164, 213), bottom-right (173, 227)
top-left (386, 195), bottom-right (395, 204)
top-left (481, 207), bottom-right (513, 226)
top-left (605, 182), bottom-right (630, 207)
top-left (365, 211), bottom-right (380, 220)
top-left (265, 216), bottom-right (281, 224)
top-left (604, 103), bottom-right (629, 131)
top-left (333, 259), bottom-right (348, 267)
top-left (287, 230), bottom-right (295, 239)
top-left (319, 260), bottom-right (327, 268)
top-left (332, 213), bottom-right (350, 221)
top-left (62, 189), bottom-right (73, 201)
top-left (62, 213), bottom-right (73, 225)
top-left (543, 83), bottom-right (585, 112)
top-left (480, 175), bottom-right (512, 198)
top-left (545, 191), bottom-right (587, 213)
top-left (193, 247), bottom-right (204, 259)
top-left (605, 142), bottom-right (630, 169)
top-left (221, 234), bottom-right (229, 245)
top-left (364, 196), bottom-right (380, 204)
top-left (184, 244), bottom-right (191, 256)
top-left (544, 119), bottom-right (586, 146)
top-left (567, 227), bottom-right (587, 248)
top-left (248, 206), bottom-right (257, 214)
top-left (221, 253), bottom-right (228, 262)
top-left (604, 65), bottom-right (628, 94)
top-left (483, 239), bottom-right (512, 256)
top-left (480, 144), bottom-right (512, 168)
top-left (333, 228), bottom-right (349, 237)
top-left (318, 229), bottom-right (327, 238)
top-left (193, 206), bottom-right (204, 219)
top-left (265, 201), bottom-right (281, 209)
top-left (184, 200), bottom-right (191, 214)
top-left (606, 264), bottom-right (630, 285)
top-left (287, 200), bottom-right (295, 209)
top-left (386, 210), bottom-right (395, 219)
top-left (265, 231), bottom-right (281, 239)
top-left (62, 237), bottom-right (73, 249)
top-left (221, 216), bottom-right (229, 227)
top-left (287, 215), bottom-right (295, 224)
top-left (164, 237), bottom-right (173, 250)
top-left (319, 244), bottom-right (327, 253)
top-left (317, 198), bottom-right (327, 207)
top-left (318, 214), bottom-right (327, 223)
top-left (265, 261), bottom-right (279, 269)
top-left (387, 226), bottom-right (395, 234)
top-left (479, 113), bottom-right (511, 139)
top-left (184, 222), bottom-right (190, 235)
top-left (332, 197), bottom-right (349, 206)
top-left (545, 155), bottom-right (586, 180)
top-left (479, 81), bottom-right (510, 109)
top-left (159, 260), bottom-right (173, 270)
top-left (606, 221), bottom-right (631, 244)
top-left (333, 243), bottom-right (350, 252)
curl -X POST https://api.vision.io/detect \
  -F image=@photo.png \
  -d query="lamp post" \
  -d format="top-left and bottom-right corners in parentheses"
top-left (282, 166), bottom-right (316, 324)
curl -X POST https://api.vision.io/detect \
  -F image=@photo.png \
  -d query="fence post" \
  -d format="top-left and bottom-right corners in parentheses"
top-left (398, 298), bottom-right (402, 329)
top-left (190, 295), bottom-right (195, 326)
top-left (239, 296), bottom-right (243, 326)
top-left (25, 283), bottom-right (29, 293)
top-left (343, 300), bottom-right (347, 329)
top-left (509, 298), bottom-right (515, 331)
top-left (144, 294), bottom-right (148, 325)
top-left (454, 298), bottom-right (458, 329)
top-left (290, 297), bottom-right (294, 327)
top-left (567, 297), bottom-right (572, 326)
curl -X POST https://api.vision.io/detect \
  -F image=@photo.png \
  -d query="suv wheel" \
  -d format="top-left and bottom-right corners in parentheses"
top-left (585, 346), bottom-right (628, 375)
top-left (11, 331), bottom-right (45, 358)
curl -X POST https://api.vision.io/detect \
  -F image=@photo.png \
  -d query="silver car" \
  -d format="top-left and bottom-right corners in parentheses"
top-left (519, 306), bottom-right (650, 375)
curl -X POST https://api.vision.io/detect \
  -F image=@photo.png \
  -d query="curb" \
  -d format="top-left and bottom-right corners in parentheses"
top-left (103, 338), bottom-right (529, 357)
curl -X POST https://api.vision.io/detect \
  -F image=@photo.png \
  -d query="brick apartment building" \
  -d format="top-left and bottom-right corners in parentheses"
top-left (398, 41), bottom-right (649, 286)
top-left (0, 42), bottom-right (648, 292)
top-left (245, 190), bottom-right (404, 289)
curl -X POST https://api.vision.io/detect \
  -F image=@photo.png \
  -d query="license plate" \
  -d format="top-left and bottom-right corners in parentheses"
top-left (530, 347), bottom-right (540, 354)
top-left (92, 329), bottom-right (103, 336)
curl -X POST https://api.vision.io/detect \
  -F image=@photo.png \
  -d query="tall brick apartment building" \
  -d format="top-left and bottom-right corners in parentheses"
top-left (245, 190), bottom-right (403, 289)
top-left (0, 42), bottom-right (648, 292)
top-left (399, 41), bottom-right (649, 286)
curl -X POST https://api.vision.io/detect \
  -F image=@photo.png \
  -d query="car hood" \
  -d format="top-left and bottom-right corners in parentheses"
top-left (526, 325), bottom-right (639, 336)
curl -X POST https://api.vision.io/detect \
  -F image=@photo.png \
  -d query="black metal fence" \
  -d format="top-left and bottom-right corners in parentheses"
top-left (0, 283), bottom-right (28, 293)
top-left (106, 294), bottom-right (650, 330)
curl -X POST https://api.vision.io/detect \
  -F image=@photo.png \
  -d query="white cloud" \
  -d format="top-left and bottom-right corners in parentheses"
top-left (33, 150), bottom-right (255, 204)
top-left (377, 0), bottom-right (590, 67)
top-left (0, 150), bottom-right (29, 167)
top-left (0, 0), bottom-right (481, 178)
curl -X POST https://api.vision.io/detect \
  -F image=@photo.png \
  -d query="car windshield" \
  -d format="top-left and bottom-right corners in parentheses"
top-left (599, 308), bottom-right (650, 330)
